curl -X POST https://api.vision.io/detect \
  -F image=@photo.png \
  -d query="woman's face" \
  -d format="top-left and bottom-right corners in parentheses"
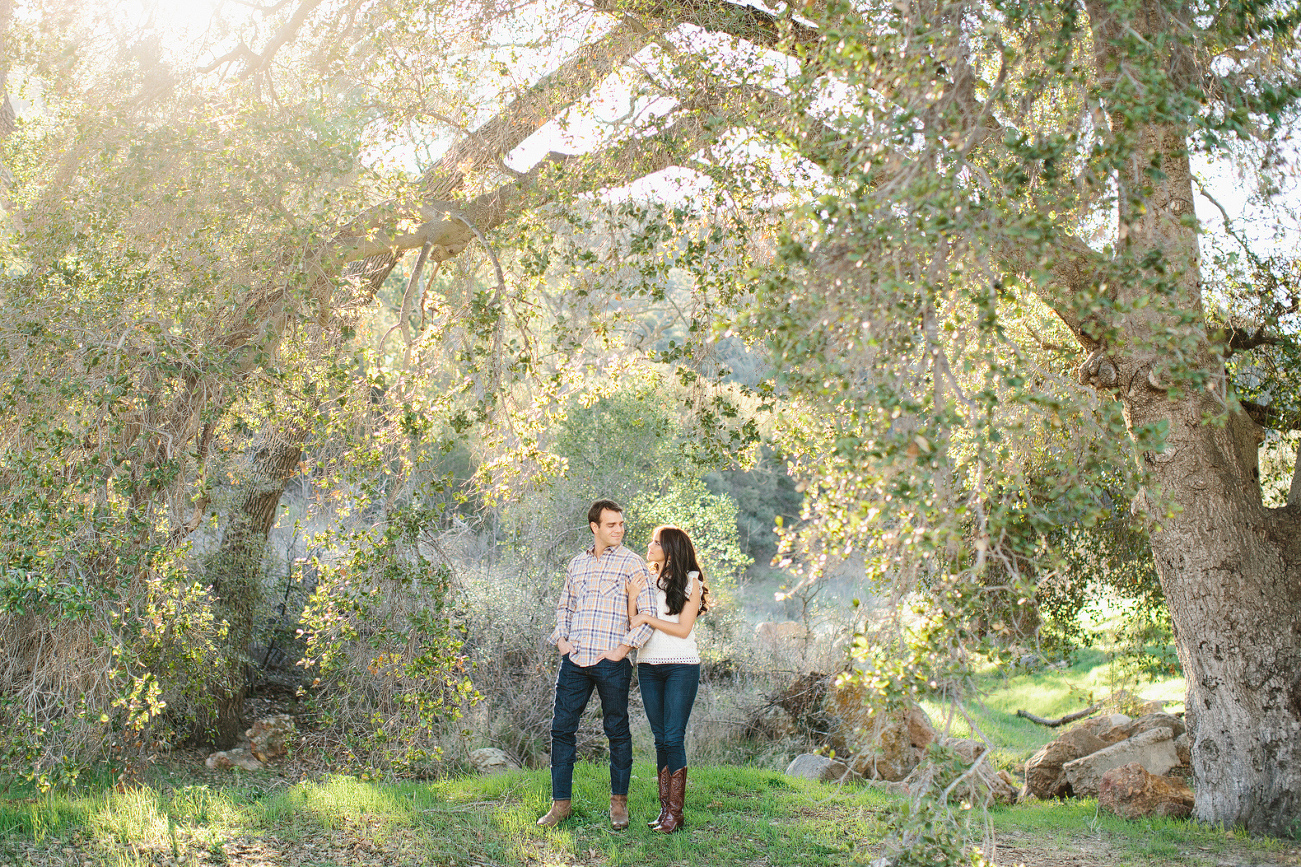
top-left (646, 529), bottom-right (666, 566)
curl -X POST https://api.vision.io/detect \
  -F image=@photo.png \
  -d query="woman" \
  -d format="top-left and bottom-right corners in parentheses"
top-left (627, 524), bottom-right (709, 834)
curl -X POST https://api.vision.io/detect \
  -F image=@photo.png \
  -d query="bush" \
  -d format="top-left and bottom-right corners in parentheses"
top-left (297, 508), bottom-right (475, 778)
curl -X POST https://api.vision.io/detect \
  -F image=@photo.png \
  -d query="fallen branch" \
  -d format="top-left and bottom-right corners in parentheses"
top-left (1015, 703), bottom-right (1101, 727)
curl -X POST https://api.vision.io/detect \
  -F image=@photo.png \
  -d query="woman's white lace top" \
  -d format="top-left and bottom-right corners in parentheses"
top-left (638, 571), bottom-right (700, 665)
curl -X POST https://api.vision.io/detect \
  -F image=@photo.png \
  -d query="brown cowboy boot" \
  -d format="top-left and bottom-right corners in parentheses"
top-left (536, 799), bottom-right (571, 827)
top-left (648, 766), bottom-right (670, 829)
top-left (609, 794), bottom-right (629, 831)
top-left (657, 767), bottom-right (687, 833)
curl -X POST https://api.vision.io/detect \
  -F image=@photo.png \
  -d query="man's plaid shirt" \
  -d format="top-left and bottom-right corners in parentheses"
top-left (550, 543), bottom-right (656, 667)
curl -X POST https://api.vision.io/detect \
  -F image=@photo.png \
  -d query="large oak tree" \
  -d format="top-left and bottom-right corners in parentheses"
top-left (1, 0), bottom-right (1299, 833)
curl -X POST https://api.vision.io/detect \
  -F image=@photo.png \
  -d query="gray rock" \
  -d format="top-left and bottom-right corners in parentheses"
top-left (883, 780), bottom-right (911, 797)
top-left (785, 753), bottom-right (856, 782)
top-left (1024, 714), bottom-right (1131, 799)
top-left (1063, 728), bottom-right (1179, 797)
top-left (891, 741), bottom-right (1017, 806)
top-left (205, 748), bottom-right (264, 771)
top-left (939, 737), bottom-right (987, 763)
top-left (246, 714), bottom-right (295, 763)
top-left (1174, 732), bottom-right (1191, 766)
top-left (469, 747), bottom-right (519, 775)
top-left (1120, 712), bottom-right (1185, 741)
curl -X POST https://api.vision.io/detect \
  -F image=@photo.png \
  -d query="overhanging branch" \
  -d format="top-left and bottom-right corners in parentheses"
top-left (593, 0), bottom-right (823, 55)
top-left (332, 112), bottom-right (721, 265)
top-left (1220, 326), bottom-right (1283, 356)
top-left (998, 234), bottom-right (1112, 353)
top-left (421, 23), bottom-right (651, 198)
top-left (199, 0), bottom-right (324, 77)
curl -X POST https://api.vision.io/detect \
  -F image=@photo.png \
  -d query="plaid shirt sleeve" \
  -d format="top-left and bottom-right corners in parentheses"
top-left (549, 565), bottom-right (577, 646)
top-left (623, 561), bottom-right (656, 648)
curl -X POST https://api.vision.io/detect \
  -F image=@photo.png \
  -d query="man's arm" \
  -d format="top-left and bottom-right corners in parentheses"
top-left (621, 563), bottom-right (657, 648)
top-left (625, 570), bottom-right (648, 621)
top-left (549, 567), bottom-right (576, 652)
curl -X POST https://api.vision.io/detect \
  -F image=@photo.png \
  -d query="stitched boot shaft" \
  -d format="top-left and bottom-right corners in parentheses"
top-left (609, 794), bottom-right (629, 831)
top-left (657, 768), bottom-right (687, 833)
top-left (536, 800), bottom-right (572, 827)
top-left (648, 767), bottom-right (671, 829)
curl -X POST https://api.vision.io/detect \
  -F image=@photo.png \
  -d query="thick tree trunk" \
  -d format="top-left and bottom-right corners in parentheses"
top-left (1131, 390), bottom-right (1301, 835)
top-left (201, 435), bottom-right (302, 748)
top-left (1071, 0), bottom-right (1301, 832)
top-left (1088, 65), bottom-right (1301, 836)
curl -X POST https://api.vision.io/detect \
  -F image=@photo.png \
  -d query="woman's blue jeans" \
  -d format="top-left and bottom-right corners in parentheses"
top-left (549, 654), bottom-right (633, 801)
top-left (637, 662), bottom-right (700, 772)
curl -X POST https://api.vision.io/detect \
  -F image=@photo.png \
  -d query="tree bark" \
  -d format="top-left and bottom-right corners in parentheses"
top-left (1135, 390), bottom-right (1301, 835)
top-left (1071, 0), bottom-right (1301, 833)
top-left (200, 435), bottom-right (302, 748)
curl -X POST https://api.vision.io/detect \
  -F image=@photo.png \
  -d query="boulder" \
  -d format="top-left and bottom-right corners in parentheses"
top-left (1083, 712), bottom-right (1136, 742)
top-left (1120, 712), bottom-right (1185, 741)
top-left (469, 748), bottom-right (519, 775)
top-left (1023, 714), bottom-right (1132, 798)
top-left (883, 780), bottom-right (911, 797)
top-left (847, 715), bottom-right (922, 781)
top-left (941, 737), bottom-right (987, 764)
top-left (247, 714), bottom-right (294, 763)
top-left (892, 739), bottom-right (1017, 806)
top-left (1134, 700), bottom-right (1168, 716)
top-left (1173, 733), bottom-right (1192, 766)
top-left (1063, 727), bottom-right (1180, 797)
top-left (1098, 762), bottom-right (1195, 819)
top-left (825, 682), bottom-right (935, 782)
top-left (903, 705), bottom-right (937, 751)
top-left (786, 753), bottom-right (856, 783)
top-left (205, 748), bottom-right (264, 771)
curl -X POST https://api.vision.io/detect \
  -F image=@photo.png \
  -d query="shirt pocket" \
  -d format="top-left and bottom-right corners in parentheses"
top-left (597, 574), bottom-right (626, 601)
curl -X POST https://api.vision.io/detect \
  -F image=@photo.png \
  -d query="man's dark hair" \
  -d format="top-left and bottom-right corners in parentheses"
top-left (588, 499), bottom-right (624, 525)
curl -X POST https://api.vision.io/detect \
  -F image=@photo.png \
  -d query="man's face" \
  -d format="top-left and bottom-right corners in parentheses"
top-left (591, 509), bottom-right (625, 550)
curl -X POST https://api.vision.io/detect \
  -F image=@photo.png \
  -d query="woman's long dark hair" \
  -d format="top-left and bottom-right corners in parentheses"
top-left (654, 525), bottom-right (709, 617)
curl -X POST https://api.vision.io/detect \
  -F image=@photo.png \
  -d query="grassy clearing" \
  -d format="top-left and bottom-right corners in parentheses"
top-left (920, 645), bottom-right (1187, 773)
top-left (3, 761), bottom-right (1299, 867)
top-left (987, 797), bottom-right (1301, 866)
top-left (0, 763), bottom-right (894, 867)
top-left (3, 644), bottom-right (1294, 866)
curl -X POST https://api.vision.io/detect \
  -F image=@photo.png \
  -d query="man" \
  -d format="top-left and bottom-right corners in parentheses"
top-left (537, 499), bottom-right (657, 831)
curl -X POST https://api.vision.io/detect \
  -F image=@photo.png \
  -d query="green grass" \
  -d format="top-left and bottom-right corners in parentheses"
top-left (986, 797), bottom-right (1301, 866)
top-left (2, 760), bottom-right (1298, 867)
top-left (919, 646), bottom-right (1188, 772)
top-left (0, 763), bottom-right (894, 866)
top-left (0, 642), bottom-right (1288, 867)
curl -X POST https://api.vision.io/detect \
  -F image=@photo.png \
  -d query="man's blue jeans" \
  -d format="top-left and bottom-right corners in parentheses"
top-left (549, 654), bottom-right (633, 800)
top-left (637, 662), bottom-right (700, 772)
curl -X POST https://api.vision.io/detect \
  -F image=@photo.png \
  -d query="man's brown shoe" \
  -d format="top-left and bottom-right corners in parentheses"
top-left (609, 794), bottom-right (630, 831)
top-left (536, 800), bottom-right (572, 827)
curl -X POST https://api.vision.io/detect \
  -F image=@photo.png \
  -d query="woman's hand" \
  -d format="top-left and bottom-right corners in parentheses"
top-left (630, 613), bottom-right (650, 628)
top-left (626, 573), bottom-right (648, 596)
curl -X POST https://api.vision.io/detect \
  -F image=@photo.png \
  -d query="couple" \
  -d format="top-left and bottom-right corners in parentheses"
top-left (537, 498), bottom-right (708, 834)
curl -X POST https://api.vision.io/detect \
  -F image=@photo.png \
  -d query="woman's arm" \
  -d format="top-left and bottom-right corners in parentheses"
top-left (626, 571), bottom-right (649, 621)
top-left (630, 578), bottom-right (702, 638)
